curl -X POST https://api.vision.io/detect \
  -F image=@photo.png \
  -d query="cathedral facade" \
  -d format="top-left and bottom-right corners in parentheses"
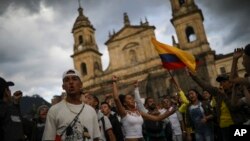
top-left (71, 0), bottom-right (218, 101)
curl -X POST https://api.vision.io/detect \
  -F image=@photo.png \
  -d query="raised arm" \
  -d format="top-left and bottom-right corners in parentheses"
top-left (230, 48), bottom-right (243, 79)
top-left (112, 76), bottom-right (126, 118)
top-left (178, 91), bottom-right (190, 113)
top-left (188, 71), bottom-right (219, 97)
top-left (169, 78), bottom-right (189, 104)
top-left (230, 77), bottom-right (250, 86)
top-left (134, 81), bottom-right (148, 113)
top-left (170, 77), bottom-right (181, 92)
top-left (231, 84), bottom-right (240, 107)
top-left (169, 78), bottom-right (189, 113)
top-left (140, 107), bottom-right (176, 121)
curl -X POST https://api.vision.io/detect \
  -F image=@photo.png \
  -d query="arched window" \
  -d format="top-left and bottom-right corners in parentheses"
top-left (129, 50), bottom-right (137, 64)
top-left (185, 26), bottom-right (197, 42)
top-left (94, 62), bottom-right (100, 71)
top-left (81, 63), bottom-right (87, 76)
top-left (79, 35), bottom-right (83, 44)
top-left (179, 0), bottom-right (185, 6)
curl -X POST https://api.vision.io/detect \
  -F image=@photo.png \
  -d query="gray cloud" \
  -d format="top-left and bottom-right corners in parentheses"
top-left (198, 0), bottom-right (250, 50)
top-left (0, 0), bottom-right (41, 15)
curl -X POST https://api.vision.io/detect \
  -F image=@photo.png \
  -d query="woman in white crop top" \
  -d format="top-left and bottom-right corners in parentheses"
top-left (111, 76), bottom-right (176, 141)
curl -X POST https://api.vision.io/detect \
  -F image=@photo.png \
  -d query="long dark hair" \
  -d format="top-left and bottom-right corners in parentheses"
top-left (202, 89), bottom-right (212, 101)
top-left (119, 94), bottom-right (134, 109)
top-left (119, 94), bottom-right (126, 107)
top-left (187, 88), bottom-right (203, 101)
top-left (144, 97), bottom-right (153, 107)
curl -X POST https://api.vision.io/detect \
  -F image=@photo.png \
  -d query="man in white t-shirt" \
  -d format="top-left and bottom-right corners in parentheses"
top-left (42, 69), bottom-right (100, 141)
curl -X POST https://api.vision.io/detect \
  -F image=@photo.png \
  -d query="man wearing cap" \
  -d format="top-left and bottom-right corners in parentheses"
top-left (0, 77), bottom-right (25, 141)
top-left (43, 69), bottom-right (100, 141)
top-left (216, 74), bottom-right (232, 92)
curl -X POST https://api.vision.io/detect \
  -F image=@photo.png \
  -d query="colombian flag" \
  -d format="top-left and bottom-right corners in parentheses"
top-left (151, 38), bottom-right (196, 73)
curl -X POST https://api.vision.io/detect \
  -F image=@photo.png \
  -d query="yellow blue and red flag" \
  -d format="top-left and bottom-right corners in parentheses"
top-left (151, 38), bottom-right (196, 73)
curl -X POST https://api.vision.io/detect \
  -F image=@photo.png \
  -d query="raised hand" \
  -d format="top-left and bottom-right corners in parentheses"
top-left (112, 75), bottom-right (118, 82)
top-left (13, 90), bottom-right (22, 98)
top-left (134, 80), bottom-right (141, 87)
top-left (13, 90), bottom-right (23, 104)
top-left (233, 48), bottom-right (243, 60)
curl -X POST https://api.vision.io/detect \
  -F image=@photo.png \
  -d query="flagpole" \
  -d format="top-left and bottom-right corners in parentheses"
top-left (165, 69), bottom-right (179, 91)
top-left (166, 69), bottom-right (174, 79)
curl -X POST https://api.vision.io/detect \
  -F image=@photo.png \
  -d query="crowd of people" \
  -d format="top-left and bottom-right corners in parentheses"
top-left (0, 45), bottom-right (250, 141)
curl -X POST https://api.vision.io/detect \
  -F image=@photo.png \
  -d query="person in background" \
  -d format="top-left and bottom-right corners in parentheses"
top-left (201, 90), bottom-right (212, 104)
top-left (101, 101), bottom-right (124, 141)
top-left (230, 46), bottom-right (250, 104)
top-left (143, 97), bottom-right (167, 141)
top-left (80, 90), bottom-right (89, 104)
top-left (104, 95), bottom-right (117, 113)
top-left (242, 44), bottom-right (250, 75)
top-left (188, 71), bottom-right (246, 141)
top-left (0, 77), bottom-right (25, 141)
top-left (30, 105), bottom-right (49, 141)
top-left (185, 89), bottom-right (214, 141)
top-left (229, 47), bottom-right (250, 124)
top-left (51, 95), bottom-right (62, 105)
top-left (162, 96), bottom-right (184, 141)
top-left (86, 94), bottom-right (116, 141)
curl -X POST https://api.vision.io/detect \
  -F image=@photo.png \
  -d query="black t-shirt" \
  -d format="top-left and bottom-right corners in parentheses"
top-left (0, 101), bottom-right (25, 141)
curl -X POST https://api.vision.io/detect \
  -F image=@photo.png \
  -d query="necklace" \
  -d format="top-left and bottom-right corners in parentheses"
top-left (65, 100), bottom-right (80, 114)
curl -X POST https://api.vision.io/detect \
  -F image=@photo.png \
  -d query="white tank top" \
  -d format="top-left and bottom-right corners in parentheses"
top-left (121, 110), bottom-right (144, 139)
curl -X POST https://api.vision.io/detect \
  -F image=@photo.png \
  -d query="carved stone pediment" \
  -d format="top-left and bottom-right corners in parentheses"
top-left (105, 26), bottom-right (155, 44)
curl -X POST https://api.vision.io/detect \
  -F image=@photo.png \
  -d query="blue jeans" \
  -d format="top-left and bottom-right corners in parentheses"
top-left (195, 133), bottom-right (212, 141)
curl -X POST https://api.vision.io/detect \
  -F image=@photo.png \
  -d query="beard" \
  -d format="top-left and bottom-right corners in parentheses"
top-left (148, 103), bottom-right (157, 111)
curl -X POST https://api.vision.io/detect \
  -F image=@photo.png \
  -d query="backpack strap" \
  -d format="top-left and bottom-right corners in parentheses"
top-left (100, 116), bottom-right (110, 141)
top-left (60, 104), bottom-right (85, 136)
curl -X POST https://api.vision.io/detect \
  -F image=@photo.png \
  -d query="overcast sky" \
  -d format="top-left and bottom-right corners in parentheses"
top-left (0, 0), bottom-right (249, 102)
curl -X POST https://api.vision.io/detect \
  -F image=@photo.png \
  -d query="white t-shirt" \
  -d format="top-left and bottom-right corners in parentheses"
top-left (121, 111), bottom-right (144, 139)
top-left (98, 114), bottom-right (112, 141)
top-left (168, 107), bottom-right (183, 135)
top-left (42, 100), bottom-right (101, 141)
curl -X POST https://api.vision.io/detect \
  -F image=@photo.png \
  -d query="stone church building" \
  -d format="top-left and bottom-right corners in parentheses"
top-left (70, 0), bottom-right (237, 101)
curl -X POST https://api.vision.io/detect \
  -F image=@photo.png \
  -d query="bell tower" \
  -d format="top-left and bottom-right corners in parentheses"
top-left (170, 0), bottom-right (217, 90)
top-left (71, 2), bottom-right (103, 81)
top-left (170, 0), bottom-right (211, 54)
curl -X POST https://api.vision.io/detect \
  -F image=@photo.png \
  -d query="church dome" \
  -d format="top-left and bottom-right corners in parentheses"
top-left (72, 7), bottom-right (94, 32)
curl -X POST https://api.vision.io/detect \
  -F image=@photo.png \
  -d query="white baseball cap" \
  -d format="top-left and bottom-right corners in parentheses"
top-left (62, 69), bottom-right (81, 81)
